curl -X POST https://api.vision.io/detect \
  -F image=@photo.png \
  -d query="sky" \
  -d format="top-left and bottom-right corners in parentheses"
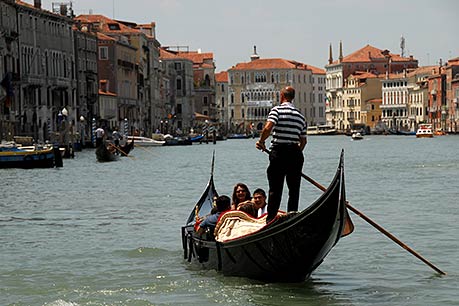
top-left (41, 0), bottom-right (459, 72)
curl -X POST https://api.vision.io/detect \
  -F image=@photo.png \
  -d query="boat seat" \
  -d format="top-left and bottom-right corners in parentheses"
top-left (214, 210), bottom-right (286, 242)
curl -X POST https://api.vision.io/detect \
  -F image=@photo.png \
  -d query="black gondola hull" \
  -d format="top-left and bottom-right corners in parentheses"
top-left (183, 152), bottom-right (349, 282)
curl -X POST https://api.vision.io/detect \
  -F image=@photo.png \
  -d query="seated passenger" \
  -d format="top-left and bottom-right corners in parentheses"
top-left (231, 183), bottom-right (251, 210)
top-left (253, 188), bottom-right (268, 217)
top-left (237, 200), bottom-right (258, 218)
top-left (195, 195), bottom-right (231, 236)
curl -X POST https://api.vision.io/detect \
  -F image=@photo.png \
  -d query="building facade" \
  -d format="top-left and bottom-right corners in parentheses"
top-left (215, 71), bottom-right (228, 133)
top-left (0, 0), bottom-right (19, 140)
top-left (175, 50), bottom-right (216, 121)
top-left (445, 58), bottom-right (459, 132)
top-left (227, 52), bottom-right (315, 133)
top-left (159, 48), bottom-right (194, 134)
top-left (16, 0), bottom-right (77, 143)
top-left (73, 26), bottom-right (98, 143)
top-left (325, 43), bottom-right (418, 131)
top-left (342, 71), bottom-right (383, 132)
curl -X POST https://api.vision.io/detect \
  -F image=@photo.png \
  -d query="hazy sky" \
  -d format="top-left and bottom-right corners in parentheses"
top-left (42, 0), bottom-right (459, 72)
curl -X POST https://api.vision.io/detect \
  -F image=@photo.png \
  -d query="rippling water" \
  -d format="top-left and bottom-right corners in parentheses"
top-left (1, 135), bottom-right (458, 306)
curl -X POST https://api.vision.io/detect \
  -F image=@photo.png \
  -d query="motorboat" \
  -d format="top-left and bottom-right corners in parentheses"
top-left (416, 124), bottom-right (434, 138)
top-left (126, 136), bottom-right (165, 146)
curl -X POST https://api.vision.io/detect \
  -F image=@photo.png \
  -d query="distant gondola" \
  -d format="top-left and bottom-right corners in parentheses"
top-left (181, 151), bottom-right (353, 282)
top-left (95, 142), bottom-right (118, 162)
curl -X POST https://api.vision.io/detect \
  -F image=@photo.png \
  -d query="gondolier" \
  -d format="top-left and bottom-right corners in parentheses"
top-left (256, 86), bottom-right (307, 223)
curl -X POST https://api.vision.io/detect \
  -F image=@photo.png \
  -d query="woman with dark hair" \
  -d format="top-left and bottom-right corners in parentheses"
top-left (231, 183), bottom-right (251, 210)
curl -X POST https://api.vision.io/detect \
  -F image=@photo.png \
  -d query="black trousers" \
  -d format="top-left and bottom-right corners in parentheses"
top-left (266, 145), bottom-right (304, 221)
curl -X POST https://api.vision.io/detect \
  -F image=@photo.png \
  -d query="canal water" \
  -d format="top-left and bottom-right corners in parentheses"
top-left (1, 135), bottom-right (458, 306)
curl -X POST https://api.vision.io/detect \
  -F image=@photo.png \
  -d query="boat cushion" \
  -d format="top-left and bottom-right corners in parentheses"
top-left (214, 210), bottom-right (285, 242)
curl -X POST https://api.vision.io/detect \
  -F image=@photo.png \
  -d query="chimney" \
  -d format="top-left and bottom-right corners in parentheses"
top-left (60, 4), bottom-right (68, 16)
top-left (34, 0), bottom-right (41, 9)
top-left (250, 45), bottom-right (260, 61)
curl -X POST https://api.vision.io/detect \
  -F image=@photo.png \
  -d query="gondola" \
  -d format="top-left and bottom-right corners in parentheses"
top-left (95, 142), bottom-right (118, 162)
top-left (181, 151), bottom-right (352, 282)
top-left (119, 137), bottom-right (134, 156)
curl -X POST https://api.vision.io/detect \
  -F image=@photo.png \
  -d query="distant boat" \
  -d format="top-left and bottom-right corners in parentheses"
top-left (397, 130), bottom-right (416, 136)
top-left (163, 135), bottom-right (192, 146)
top-left (307, 125), bottom-right (337, 135)
top-left (0, 143), bottom-right (61, 168)
top-left (416, 124), bottom-right (434, 138)
top-left (227, 133), bottom-right (249, 139)
top-left (318, 125), bottom-right (337, 135)
top-left (95, 142), bottom-right (118, 162)
top-left (351, 132), bottom-right (364, 140)
top-left (126, 136), bottom-right (165, 146)
top-left (306, 126), bottom-right (319, 135)
top-left (189, 134), bottom-right (204, 142)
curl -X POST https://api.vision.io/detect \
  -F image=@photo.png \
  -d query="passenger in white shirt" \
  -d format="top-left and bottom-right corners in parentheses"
top-left (253, 188), bottom-right (268, 217)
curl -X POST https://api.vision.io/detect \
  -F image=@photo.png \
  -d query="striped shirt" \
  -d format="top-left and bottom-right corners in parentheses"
top-left (267, 102), bottom-right (307, 146)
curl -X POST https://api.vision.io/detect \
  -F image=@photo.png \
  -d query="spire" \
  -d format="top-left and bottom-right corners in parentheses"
top-left (328, 43), bottom-right (333, 64)
top-left (250, 45), bottom-right (260, 61)
top-left (339, 40), bottom-right (343, 63)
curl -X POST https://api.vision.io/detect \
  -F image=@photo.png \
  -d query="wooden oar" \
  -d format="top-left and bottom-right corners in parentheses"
top-left (261, 148), bottom-right (446, 275)
top-left (134, 144), bottom-right (157, 155)
top-left (107, 143), bottom-right (135, 159)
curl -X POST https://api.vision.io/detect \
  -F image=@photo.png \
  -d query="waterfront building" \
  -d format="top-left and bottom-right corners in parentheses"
top-left (445, 57), bottom-right (459, 132)
top-left (342, 71), bottom-right (383, 132)
top-left (215, 71), bottom-right (228, 134)
top-left (135, 23), bottom-right (161, 136)
top-left (427, 64), bottom-right (446, 132)
top-left (75, 15), bottom-right (149, 135)
top-left (159, 48), bottom-right (194, 134)
top-left (174, 49), bottom-right (217, 122)
top-left (73, 24), bottom-right (98, 144)
top-left (325, 43), bottom-right (418, 132)
top-left (308, 66), bottom-right (327, 126)
top-left (0, 0), bottom-right (19, 141)
top-left (381, 66), bottom-right (436, 132)
top-left (364, 98), bottom-right (382, 132)
top-left (227, 48), bottom-right (317, 133)
top-left (9, 0), bottom-right (77, 142)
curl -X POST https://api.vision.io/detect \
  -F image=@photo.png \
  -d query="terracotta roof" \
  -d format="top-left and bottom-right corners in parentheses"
top-left (367, 98), bottom-right (382, 103)
top-left (15, 0), bottom-right (67, 17)
top-left (201, 63), bottom-right (214, 69)
top-left (97, 32), bottom-right (116, 41)
top-left (230, 58), bottom-right (312, 71)
top-left (215, 71), bottom-right (228, 83)
top-left (15, 0), bottom-right (36, 9)
top-left (160, 48), bottom-right (181, 59)
top-left (350, 71), bottom-right (380, 79)
top-left (176, 51), bottom-right (214, 64)
top-left (75, 14), bottom-right (141, 34)
top-left (305, 64), bottom-right (325, 75)
top-left (159, 49), bottom-right (194, 63)
top-left (333, 44), bottom-right (417, 64)
top-left (385, 66), bottom-right (439, 79)
top-left (137, 23), bottom-right (155, 29)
